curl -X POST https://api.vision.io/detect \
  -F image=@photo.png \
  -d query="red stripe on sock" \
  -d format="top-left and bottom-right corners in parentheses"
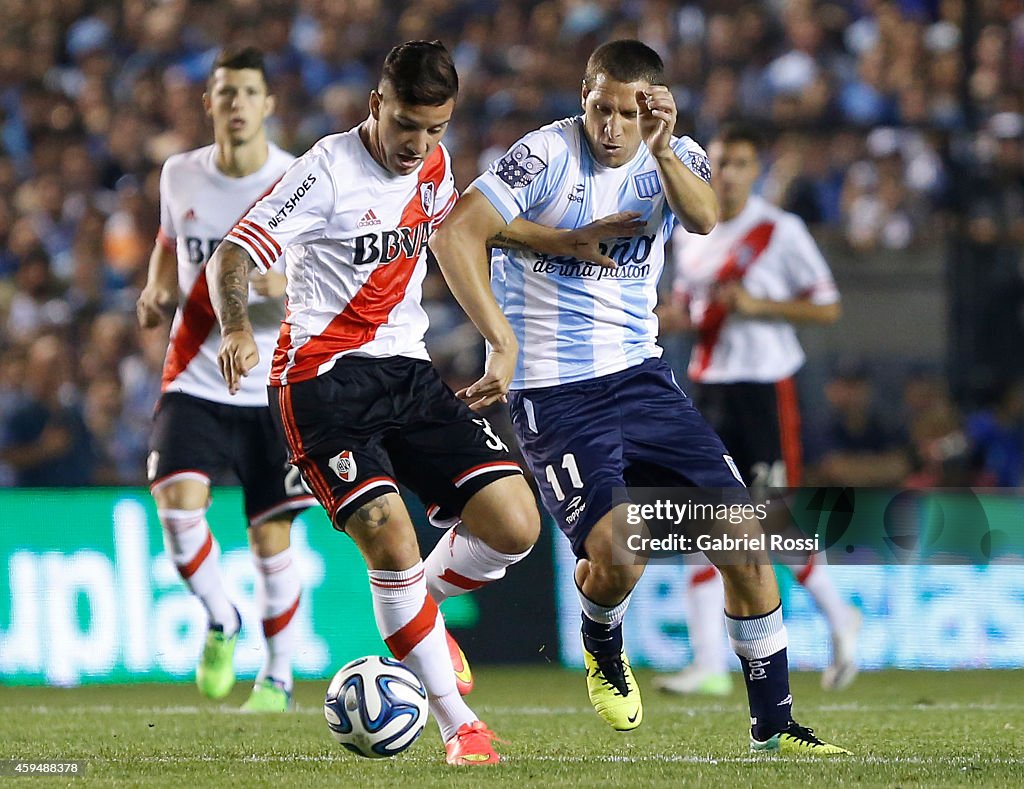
top-left (438, 568), bottom-right (487, 591)
top-left (178, 530), bottom-right (213, 579)
top-left (691, 566), bottom-right (719, 586)
top-left (384, 595), bottom-right (439, 661)
top-left (796, 554), bottom-right (815, 584)
top-left (263, 595), bottom-right (301, 638)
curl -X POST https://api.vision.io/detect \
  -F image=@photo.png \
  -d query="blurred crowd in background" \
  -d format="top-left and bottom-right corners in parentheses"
top-left (0, 0), bottom-right (1021, 488)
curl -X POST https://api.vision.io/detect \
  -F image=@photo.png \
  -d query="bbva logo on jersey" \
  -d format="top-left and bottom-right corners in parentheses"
top-left (328, 450), bottom-right (357, 482)
top-left (633, 170), bottom-right (662, 200)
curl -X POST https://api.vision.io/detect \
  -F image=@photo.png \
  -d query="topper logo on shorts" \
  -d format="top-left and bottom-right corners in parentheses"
top-left (267, 173), bottom-right (318, 229)
top-left (328, 450), bottom-right (358, 482)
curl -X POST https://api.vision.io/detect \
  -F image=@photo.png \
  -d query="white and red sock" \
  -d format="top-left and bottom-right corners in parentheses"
top-left (253, 546), bottom-right (301, 690)
top-left (424, 522), bottom-right (532, 603)
top-left (159, 507), bottom-right (237, 634)
top-left (796, 555), bottom-right (855, 633)
top-left (369, 562), bottom-right (476, 741)
top-left (685, 561), bottom-right (730, 674)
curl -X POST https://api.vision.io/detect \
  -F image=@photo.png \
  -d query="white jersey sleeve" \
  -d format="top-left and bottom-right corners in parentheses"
top-left (777, 214), bottom-right (839, 305)
top-left (228, 146), bottom-right (337, 273)
top-left (469, 128), bottom-right (571, 222)
top-left (432, 148), bottom-right (458, 229)
top-left (158, 164), bottom-right (177, 245)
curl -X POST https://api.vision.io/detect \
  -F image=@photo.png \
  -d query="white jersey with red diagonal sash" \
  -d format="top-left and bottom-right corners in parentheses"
top-left (672, 195), bottom-right (839, 383)
top-left (158, 143), bottom-right (294, 406)
top-left (226, 128), bottom-right (457, 386)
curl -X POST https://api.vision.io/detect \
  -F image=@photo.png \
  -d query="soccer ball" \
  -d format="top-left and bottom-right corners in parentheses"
top-left (323, 656), bottom-right (429, 758)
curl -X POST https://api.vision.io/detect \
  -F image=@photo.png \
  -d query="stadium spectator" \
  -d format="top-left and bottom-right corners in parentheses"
top-left (0, 333), bottom-right (96, 487)
top-left (808, 360), bottom-right (911, 486)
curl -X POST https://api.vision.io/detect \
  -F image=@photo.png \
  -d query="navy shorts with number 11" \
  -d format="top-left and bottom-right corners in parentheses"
top-left (508, 358), bottom-right (745, 558)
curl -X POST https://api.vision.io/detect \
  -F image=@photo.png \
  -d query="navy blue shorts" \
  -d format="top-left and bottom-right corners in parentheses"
top-left (509, 358), bottom-right (745, 558)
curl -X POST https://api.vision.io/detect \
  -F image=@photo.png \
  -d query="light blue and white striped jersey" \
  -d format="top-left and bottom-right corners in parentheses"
top-left (471, 116), bottom-right (710, 390)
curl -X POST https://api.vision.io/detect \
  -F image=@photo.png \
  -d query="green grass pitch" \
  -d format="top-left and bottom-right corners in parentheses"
top-left (2, 668), bottom-right (1021, 787)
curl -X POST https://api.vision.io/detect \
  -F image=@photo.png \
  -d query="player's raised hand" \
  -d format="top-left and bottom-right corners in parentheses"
top-left (457, 346), bottom-right (517, 411)
top-left (637, 85), bottom-right (677, 156)
top-left (561, 211), bottom-right (647, 269)
top-left (217, 329), bottom-right (260, 395)
top-left (136, 283), bottom-right (176, 328)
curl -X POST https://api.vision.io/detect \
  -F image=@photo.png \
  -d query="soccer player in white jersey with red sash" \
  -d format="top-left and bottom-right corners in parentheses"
top-left (659, 124), bottom-right (861, 696)
top-left (137, 48), bottom-right (317, 712)
top-left (432, 40), bottom-right (849, 756)
top-left (206, 41), bottom-right (580, 766)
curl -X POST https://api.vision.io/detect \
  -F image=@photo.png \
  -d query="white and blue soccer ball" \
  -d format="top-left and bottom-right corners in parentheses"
top-left (323, 656), bottom-right (429, 759)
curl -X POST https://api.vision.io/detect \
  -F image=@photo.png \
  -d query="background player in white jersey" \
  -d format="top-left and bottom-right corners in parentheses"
top-left (656, 124), bottom-right (862, 696)
top-left (432, 40), bottom-right (849, 755)
top-left (137, 48), bottom-right (315, 712)
top-left (205, 40), bottom-right (619, 766)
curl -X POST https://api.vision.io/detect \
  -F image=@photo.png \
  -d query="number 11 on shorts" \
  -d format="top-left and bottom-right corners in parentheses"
top-left (545, 453), bottom-right (584, 501)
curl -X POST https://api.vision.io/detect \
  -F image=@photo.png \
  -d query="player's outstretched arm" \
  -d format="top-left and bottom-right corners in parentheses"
top-left (496, 212), bottom-right (646, 269)
top-left (136, 240), bottom-right (178, 328)
top-left (207, 239), bottom-right (259, 395)
top-left (637, 86), bottom-right (718, 234)
top-left (430, 188), bottom-right (518, 410)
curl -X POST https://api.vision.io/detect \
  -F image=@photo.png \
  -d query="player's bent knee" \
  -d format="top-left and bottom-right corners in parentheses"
top-left (248, 516), bottom-right (292, 557)
top-left (152, 478), bottom-right (210, 512)
top-left (342, 494), bottom-right (420, 569)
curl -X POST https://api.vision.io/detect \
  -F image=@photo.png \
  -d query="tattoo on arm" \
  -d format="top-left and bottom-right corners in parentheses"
top-left (353, 496), bottom-right (391, 529)
top-left (212, 244), bottom-right (255, 334)
top-left (487, 231), bottom-right (533, 252)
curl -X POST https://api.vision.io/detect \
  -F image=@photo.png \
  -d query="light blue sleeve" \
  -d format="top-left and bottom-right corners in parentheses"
top-left (662, 136), bottom-right (714, 231)
top-left (470, 129), bottom-right (570, 223)
top-left (671, 136), bottom-right (712, 183)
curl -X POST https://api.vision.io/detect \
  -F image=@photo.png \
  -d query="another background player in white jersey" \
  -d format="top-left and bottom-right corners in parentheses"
top-left (433, 40), bottom-right (849, 755)
top-left (137, 47), bottom-right (315, 712)
top-left (657, 123), bottom-right (861, 696)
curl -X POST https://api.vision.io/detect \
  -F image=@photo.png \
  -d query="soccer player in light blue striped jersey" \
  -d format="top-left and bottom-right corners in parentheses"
top-left (431, 39), bottom-right (850, 755)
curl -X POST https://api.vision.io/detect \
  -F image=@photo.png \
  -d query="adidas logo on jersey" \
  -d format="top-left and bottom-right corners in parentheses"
top-left (184, 208), bottom-right (196, 221)
top-left (357, 209), bottom-right (381, 228)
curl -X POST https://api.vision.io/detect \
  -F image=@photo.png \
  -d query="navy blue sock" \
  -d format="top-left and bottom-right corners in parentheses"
top-left (727, 605), bottom-right (793, 740)
top-left (580, 613), bottom-right (623, 659)
top-left (737, 647), bottom-right (792, 740)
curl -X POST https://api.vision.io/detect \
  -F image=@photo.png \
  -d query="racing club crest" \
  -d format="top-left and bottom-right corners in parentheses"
top-left (419, 181), bottom-right (435, 215)
top-left (633, 170), bottom-right (662, 200)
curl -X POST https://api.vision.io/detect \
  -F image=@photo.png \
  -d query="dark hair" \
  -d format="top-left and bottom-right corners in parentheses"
top-left (208, 46), bottom-right (269, 89)
top-left (380, 40), bottom-right (459, 106)
top-left (584, 40), bottom-right (664, 89)
top-left (713, 122), bottom-right (764, 151)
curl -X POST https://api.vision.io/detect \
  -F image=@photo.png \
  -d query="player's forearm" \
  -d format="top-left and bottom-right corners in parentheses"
top-left (744, 298), bottom-right (841, 325)
top-left (207, 240), bottom-right (255, 335)
top-left (492, 219), bottom-right (568, 254)
top-left (431, 210), bottom-right (517, 352)
top-left (145, 242), bottom-right (178, 291)
top-left (654, 150), bottom-right (718, 235)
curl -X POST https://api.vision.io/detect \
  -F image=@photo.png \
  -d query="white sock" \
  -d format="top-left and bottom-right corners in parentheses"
top-left (576, 585), bottom-right (632, 627)
top-left (424, 522), bottom-right (532, 603)
top-left (368, 562), bottom-right (475, 741)
top-left (685, 562), bottom-right (730, 674)
top-left (797, 555), bottom-right (855, 634)
top-left (159, 508), bottom-right (237, 633)
top-left (253, 547), bottom-right (301, 690)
